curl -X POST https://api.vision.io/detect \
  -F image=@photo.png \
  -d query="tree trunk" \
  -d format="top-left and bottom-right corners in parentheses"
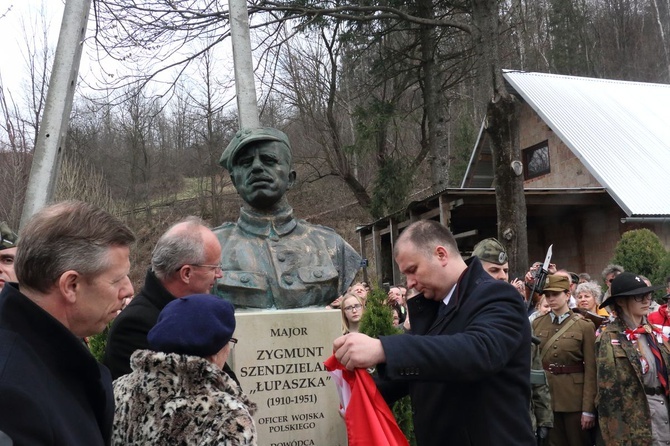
top-left (471, 0), bottom-right (529, 278)
top-left (416, 0), bottom-right (449, 193)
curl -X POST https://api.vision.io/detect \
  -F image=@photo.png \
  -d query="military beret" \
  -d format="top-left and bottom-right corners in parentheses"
top-left (148, 294), bottom-right (236, 358)
top-left (471, 237), bottom-right (508, 265)
top-left (219, 127), bottom-right (291, 172)
top-left (0, 221), bottom-right (18, 251)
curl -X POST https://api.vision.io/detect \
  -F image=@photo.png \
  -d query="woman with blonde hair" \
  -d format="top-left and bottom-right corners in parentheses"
top-left (341, 293), bottom-right (366, 334)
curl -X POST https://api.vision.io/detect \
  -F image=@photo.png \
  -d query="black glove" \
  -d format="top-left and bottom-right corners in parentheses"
top-left (537, 426), bottom-right (550, 439)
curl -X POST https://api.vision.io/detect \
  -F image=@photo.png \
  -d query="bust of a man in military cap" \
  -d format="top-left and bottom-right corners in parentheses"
top-left (471, 237), bottom-right (509, 282)
top-left (213, 127), bottom-right (361, 309)
top-left (0, 222), bottom-right (18, 291)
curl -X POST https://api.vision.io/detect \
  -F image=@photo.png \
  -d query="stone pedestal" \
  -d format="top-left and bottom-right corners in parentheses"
top-left (230, 309), bottom-right (347, 446)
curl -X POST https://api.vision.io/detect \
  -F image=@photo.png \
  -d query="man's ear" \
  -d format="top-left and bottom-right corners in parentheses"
top-left (435, 246), bottom-right (450, 266)
top-left (59, 270), bottom-right (80, 304)
top-left (179, 265), bottom-right (192, 283)
top-left (287, 170), bottom-right (296, 190)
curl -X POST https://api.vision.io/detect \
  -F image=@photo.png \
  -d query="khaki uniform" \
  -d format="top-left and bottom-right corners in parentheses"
top-left (596, 318), bottom-right (670, 446)
top-left (533, 311), bottom-right (596, 446)
top-left (213, 206), bottom-right (361, 309)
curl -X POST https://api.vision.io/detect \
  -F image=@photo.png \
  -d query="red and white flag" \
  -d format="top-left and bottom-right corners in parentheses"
top-left (324, 355), bottom-right (409, 446)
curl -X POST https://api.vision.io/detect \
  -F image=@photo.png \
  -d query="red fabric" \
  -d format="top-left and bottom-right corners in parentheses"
top-left (324, 355), bottom-right (409, 446)
top-left (649, 304), bottom-right (670, 327)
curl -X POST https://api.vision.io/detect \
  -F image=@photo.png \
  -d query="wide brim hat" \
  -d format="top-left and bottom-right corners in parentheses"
top-left (600, 272), bottom-right (664, 308)
top-left (219, 127), bottom-right (291, 172)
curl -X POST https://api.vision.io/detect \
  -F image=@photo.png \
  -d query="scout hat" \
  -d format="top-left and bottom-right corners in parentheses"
top-left (148, 294), bottom-right (236, 358)
top-left (542, 274), bottom-right (570, 294)
top-left (471, 238), bottom-right (508, 265)
top-left (600, 272), bottom-right (664, 309)
top-left (0, 222), bottom-right (18, 250)
top-left (219, 127), bottom-right (291, 172)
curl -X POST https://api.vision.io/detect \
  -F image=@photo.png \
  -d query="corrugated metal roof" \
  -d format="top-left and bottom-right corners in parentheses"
top-left (504, 70), bottom-right (670, 216)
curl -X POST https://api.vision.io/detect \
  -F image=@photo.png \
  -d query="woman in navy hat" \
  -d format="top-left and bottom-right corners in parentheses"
top-left (112, 294), bottom-right (257, 445)
top-left (595, 272), bottom-right (670, 445)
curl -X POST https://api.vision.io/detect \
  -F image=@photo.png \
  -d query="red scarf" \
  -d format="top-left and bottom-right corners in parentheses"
top-left (624, 324), bottom-right (669, 396)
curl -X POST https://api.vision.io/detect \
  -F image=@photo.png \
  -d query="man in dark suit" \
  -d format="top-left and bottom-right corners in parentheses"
top-left (0, 201), bottom-right (136, 445)
top-left (104, 217), bottom-right (223, 380)
top-left (334, 220), bottom-right (535, 446)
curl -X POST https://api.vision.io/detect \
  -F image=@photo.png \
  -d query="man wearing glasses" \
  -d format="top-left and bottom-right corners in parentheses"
top-left (104, 217), bottom-right (226, 380)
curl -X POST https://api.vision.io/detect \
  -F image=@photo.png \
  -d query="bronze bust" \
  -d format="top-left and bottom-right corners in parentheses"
top-left (213, 128), bottom-right (361, 309)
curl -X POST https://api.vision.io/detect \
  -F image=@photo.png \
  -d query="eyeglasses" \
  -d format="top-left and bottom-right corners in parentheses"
top-left (229, 337), bottom-right (238, 349)
top-left (632, 293), bottom-right (652, 303)
top-left (344, 304), bottom-right (363, 313)
top-left (175, 263), bottom-right (223, 272)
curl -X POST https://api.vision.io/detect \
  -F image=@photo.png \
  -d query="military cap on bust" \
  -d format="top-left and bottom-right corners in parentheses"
top-left (0, 221), bottom-right (17, 251)
top-left (471, 237), bottom-right (508, 265)
top-left (219, 127), bottom-right (292, 172)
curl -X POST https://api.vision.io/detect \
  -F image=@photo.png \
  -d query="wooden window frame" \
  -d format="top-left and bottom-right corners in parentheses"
top-left (523, 141), bottom-right (550, 180)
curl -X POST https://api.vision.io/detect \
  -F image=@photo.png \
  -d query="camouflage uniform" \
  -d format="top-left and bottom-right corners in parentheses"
top-left (213, 206), bottom-right (361, 309)
top-left (595, 318), bottom-right (670, 446)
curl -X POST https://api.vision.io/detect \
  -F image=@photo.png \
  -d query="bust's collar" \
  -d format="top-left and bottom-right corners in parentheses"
top-left (238, 205), bottom-right (297, 237)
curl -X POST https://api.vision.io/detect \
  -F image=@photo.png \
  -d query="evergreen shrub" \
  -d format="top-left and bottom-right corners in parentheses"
top-left (611, 228), bottom-right (668, 299)
top-left (359, 287), bottom-right (416, 445)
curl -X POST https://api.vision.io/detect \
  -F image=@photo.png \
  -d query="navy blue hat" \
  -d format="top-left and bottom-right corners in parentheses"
top-left (148, 294), bottom-right (236, 357)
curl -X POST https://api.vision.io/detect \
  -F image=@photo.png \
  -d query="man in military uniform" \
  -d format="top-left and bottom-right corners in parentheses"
top-left (472, 237), bottom-right (510, 281)
top-left (0, 222), bottom-right (18, 291)
top-left (214, 127), bottom-right (361, 309)
top-left (472, 238), bottom-right (553, 444)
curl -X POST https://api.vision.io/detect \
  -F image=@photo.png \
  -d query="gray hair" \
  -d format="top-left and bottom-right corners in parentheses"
top-left (15, 201), bottom-right (135, 293)
top-left (151, 217), bottom-right (208, 280)
top-left (575, 281), bottom-right (603, 304)
top-left (601, 264), bottom-right (624, 281)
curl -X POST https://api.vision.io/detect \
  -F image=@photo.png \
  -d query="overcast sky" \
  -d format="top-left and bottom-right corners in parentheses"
top-left (0, 1), bottom-right (66, 96)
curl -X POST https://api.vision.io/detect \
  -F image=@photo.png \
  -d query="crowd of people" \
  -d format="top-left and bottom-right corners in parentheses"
top-left (3, 206), bottom-right (670, 445)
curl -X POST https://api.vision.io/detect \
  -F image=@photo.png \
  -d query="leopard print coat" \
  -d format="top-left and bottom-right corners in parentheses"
top-left (113, 350), bottom-right (257, 445)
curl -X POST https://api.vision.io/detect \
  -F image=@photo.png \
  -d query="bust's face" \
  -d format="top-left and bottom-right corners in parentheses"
top-left (230, 141), bottom-right (295, 209)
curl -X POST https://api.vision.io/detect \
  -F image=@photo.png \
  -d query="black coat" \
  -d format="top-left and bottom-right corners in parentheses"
top-left (103, 269), bottom-right (176, 380)
top-left (0, 283), bottom-right (114, 446)
top-left (378, 257), bottom-right (535, 446)
top-left (103, 269), bottom-right (239, 384)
